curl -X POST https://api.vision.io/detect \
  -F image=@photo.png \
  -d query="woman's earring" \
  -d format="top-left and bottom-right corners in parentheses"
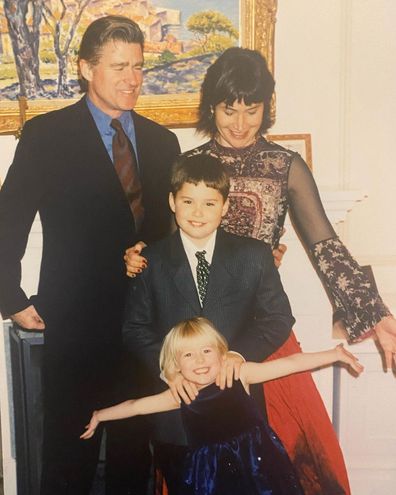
top-left (210, 106), bottom-right (214, 118)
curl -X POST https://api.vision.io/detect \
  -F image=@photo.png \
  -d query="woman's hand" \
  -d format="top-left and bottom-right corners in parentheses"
top-left (335, 344), bottom-right (364, 375)
top-left (124, 241), bottom-right (147, 278)
top-left (272, 243), bottom-right (287, 268)
top-left (167, 372), bottom-right (199, 405)
top-left (80, 411), bottom-right (100, 440)
top-left (373, 315), bottom-right (396, 370)
top-left (216, 352), bottom-right (244, 389)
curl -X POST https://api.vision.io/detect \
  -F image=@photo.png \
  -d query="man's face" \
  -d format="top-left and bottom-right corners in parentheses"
top-left (169, 181), bottom-right (229, 248)
top-left (80, 40), bottom-right (143, 118)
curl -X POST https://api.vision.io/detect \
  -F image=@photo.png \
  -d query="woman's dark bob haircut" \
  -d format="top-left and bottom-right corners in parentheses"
top-left (197, 47), bottom-right (275, 137)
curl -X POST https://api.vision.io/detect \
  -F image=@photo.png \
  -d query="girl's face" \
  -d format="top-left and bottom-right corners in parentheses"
top-left (214, 100), bottom-right (264, 149)
top-left (177, 336), bottom-right (224, 388)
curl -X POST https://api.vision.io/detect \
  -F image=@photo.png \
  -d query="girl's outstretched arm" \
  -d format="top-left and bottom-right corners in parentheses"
top-left (80, 389), bottom-right (178, 440)
top-left (241, 344), bottom-right (364, 386)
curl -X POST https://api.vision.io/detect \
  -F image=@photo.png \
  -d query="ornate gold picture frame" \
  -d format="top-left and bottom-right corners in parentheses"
top-left (0, 0), bottom-right (277, 134)
top-left (267, 133), bottom-right (313, 170)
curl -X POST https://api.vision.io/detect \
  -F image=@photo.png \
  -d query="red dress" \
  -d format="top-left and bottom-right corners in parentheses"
top-left (185, 137), bottom-right (390, 494)
top-left (264, 334), bottom-right (349, 494)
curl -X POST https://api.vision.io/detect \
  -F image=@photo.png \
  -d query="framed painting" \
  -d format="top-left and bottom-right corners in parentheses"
top-left (267, 133), bottom-right (313, 169)
top-left (0, 0), bottom-right (277, 135)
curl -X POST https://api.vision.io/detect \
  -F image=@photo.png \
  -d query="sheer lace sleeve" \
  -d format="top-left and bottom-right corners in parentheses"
top-left (287, 154), bottom-right (391, 342)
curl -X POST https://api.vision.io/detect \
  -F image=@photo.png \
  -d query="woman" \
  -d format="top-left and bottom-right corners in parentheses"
top-left (126, 48), bottom-right (396, 494)
top-left (183, 47), bottom-right (396, 494)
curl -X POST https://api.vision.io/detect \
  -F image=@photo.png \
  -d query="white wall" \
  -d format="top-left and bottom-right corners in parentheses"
top-left (272, 2), bottom-right (396, 492)
top-left (273, 0), bottom-right (396, 307)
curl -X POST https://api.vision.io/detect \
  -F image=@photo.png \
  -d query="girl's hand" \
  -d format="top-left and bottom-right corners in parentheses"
top-left (80, 411), bottom-right (100, 440)
top-left (124, 241), bottom-right (147, 278)
top-left (335, 344), bottom-right (364, 375)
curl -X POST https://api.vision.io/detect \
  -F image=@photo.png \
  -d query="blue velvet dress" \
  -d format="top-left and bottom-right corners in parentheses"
top-left (179, 380), bottom-right (304, 495)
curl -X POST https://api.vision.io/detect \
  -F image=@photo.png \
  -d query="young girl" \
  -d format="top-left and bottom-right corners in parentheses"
top-left (81, 318), bottom-right (363, 495)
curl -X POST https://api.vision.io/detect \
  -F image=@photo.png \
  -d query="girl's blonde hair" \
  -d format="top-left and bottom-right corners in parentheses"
top-left (159, 317), bottom-right (229, 378)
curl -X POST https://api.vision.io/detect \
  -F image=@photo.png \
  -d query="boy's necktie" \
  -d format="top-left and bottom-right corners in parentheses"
top-left (195, 250), bottom-right (210, 306)
top-left (111, 118), bottom-right (144, 232)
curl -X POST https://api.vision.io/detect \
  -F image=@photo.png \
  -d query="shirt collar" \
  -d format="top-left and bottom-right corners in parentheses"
top-left (180, 229), bottom-right (217, 265)
top-left (86, 96), bottom-right (133, 136)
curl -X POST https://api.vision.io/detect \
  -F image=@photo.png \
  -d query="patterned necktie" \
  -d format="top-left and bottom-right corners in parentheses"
top-left (195, 250), bottom-right (210, 306)
top-left (111, 118), bottom-right (144, 232)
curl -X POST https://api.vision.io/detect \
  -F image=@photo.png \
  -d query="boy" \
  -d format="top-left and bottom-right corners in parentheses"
top-left (122, 154), bottom-right (294, 491)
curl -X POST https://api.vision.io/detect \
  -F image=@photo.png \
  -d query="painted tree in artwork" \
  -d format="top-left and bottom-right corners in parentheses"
top-left (42, 0), bottom-right (91, 97)
top-left (3, 0), bottom-right (44, 97)
top-left (187, 11), bottom-right (238, 54)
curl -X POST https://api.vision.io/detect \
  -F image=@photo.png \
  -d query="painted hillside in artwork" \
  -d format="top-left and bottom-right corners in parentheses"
top-left (0, 0), bottom-right (238, 99)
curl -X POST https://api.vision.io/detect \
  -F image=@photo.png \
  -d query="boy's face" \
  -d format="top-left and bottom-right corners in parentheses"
top-left (169, 181), bottom-right (229, 248)
top-left (176, 336), bottom-right (224, 388)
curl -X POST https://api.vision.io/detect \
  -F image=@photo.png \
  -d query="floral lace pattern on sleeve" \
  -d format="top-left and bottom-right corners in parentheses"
top-left (312, 237), bottom-right (391, 342)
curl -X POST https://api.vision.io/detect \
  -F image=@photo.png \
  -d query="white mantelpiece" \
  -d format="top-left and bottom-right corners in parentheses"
top-left (319, 190), bottom-right (368, 225)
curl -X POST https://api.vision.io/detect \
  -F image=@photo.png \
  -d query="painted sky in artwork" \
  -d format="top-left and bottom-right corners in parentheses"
top-left (152, 0), bottom-right (239, 38)
top-left (0, 0), bottom-right (240, 99)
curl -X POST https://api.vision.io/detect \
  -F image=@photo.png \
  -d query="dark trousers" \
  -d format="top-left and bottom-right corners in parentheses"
top-left (40, 417), bottom-right (151, 495)
top-left (40, 332), bottom-right (151, 495)
top-left (105, 417), bottom-right (151, 495)
top-left (154, 443), bottom-right (189, 495)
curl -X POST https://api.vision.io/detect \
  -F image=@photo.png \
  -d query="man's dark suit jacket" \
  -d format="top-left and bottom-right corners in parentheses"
top-left (0, 95), bottom-right (180, 492)
top-left (122, 228), bottom-right (295, 445)
top-left (0, 95), bottom-right (180, 393)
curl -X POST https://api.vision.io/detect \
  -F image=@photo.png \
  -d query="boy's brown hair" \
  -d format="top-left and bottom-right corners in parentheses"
top-left (170, 154), bottom-right (230, 201)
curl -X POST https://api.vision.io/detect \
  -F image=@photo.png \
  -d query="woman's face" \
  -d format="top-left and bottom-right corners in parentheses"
top-left (214, 100), bottom-right (264, 148)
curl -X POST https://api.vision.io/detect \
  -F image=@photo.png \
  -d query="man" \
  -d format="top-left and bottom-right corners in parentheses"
top-left (0, 15), bottom-right (180, 495)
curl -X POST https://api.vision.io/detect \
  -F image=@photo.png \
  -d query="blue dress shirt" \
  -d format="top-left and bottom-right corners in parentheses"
top-left (86, 96), bottom-right (139, 170)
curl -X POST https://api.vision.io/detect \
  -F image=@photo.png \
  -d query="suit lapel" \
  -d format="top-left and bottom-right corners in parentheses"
top-left (131, 111), bottom-right (148, 183)
top-left (74, 97), bottom-right (112, 162)
top-left (74, 97), bottom-right (122, 179)
top-left (167, 232), bottom-right (202, 313)
top-left (204, 230), bottom-right (235, 311)
top-left (163, 230), bottom-right (236, 314)
top-left (73, 98), bottom-right (134, 223)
